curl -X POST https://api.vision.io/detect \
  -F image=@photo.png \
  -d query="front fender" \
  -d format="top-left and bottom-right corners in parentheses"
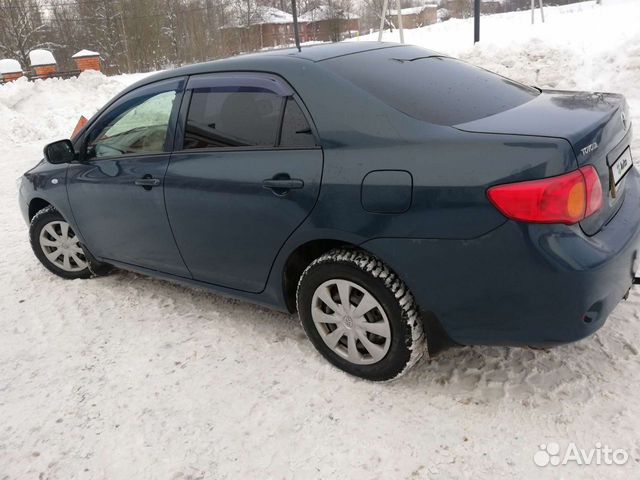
top-left (19, 163), bottom-right (82, 242)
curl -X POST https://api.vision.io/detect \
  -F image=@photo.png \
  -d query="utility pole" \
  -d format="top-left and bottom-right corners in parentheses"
top-left (474, 0), bottom-right (480, 43)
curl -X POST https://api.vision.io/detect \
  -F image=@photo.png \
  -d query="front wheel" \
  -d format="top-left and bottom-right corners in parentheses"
top-left (29, 206), bottom-right (107, 279)
top-left (296, 249), bottom-right (425, 381)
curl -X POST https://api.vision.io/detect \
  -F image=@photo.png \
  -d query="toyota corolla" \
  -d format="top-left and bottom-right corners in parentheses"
top-left (19, 42), bottom-right (639, 381)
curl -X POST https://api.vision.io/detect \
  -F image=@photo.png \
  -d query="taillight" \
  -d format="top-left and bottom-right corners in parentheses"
top-left (487, 166), bottom-right (603, 225)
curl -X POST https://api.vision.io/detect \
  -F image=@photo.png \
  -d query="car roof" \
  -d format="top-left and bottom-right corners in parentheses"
top-left (246, 41), bottom-right (405, 62)
top-left (133, 43), bottom-right (426, 85)
top-left (118, 42), bottom-right (443, 98)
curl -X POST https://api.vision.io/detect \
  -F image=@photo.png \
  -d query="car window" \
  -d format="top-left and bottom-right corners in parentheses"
top-left (86, 90), bottom-right (177, 159)
top-left (323, 48), bottom-right (539, 126)
top-left (279, 98), bottom-right (316, 148)
top-left (183, 88), bottom-right (284, 149)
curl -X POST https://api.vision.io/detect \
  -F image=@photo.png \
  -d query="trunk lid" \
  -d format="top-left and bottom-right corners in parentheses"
top-left (455, 90), bottom-right (632, 234)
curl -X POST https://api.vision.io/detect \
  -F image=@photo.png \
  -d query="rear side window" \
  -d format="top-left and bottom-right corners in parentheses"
top-left (323, 49), bottom-right (539, 126)
top-left (184, 88), bottom-right (284, 149)
top-left (280, 98), bottom-right (316, 148)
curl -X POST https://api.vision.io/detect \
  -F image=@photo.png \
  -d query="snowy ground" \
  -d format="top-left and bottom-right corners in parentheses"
top-left (2, 1), bottom-right (640, 478)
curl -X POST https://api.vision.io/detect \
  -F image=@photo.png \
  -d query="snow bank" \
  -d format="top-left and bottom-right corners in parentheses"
top-left (0, 71), bottom-right (148, 146)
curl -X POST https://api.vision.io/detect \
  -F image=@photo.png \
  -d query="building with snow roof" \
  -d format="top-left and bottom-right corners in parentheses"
top-left (387, 5), bottom-right (438, 29)
top-left (29, 49), bottom-right (57, 78)
top-left (440, 0), bottom-right (505, 17)
top-left (72, 50), bottom-right (101, 72)
top-left (0, 59), bottom-right (23, 83)
top-left (221, 6), bottom-right (296, 55)
top-left (299, 5), bottom-right (360, 42)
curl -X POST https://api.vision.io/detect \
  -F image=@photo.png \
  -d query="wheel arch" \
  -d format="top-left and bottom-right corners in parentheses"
top-left (281, 238), bottom-right (406, 313)
top-left (282, 239), bottom-right (360, 313)
top-left (28, 197), bottom-right (53, 221)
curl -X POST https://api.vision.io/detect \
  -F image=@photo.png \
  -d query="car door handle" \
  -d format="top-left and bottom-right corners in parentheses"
top-left (134, 176), bottom-right (161, 189)
top-left (262, 177), bottom-right (304, 193)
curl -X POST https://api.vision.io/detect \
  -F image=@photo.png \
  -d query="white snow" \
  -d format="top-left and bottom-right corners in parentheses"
top-left (72, 49), bottom-right (100, 59)
top-left (29, 49), bottom-right (56, 67)
top-left (2, 1), bottom-right (640, 478)
top-left (0, 58), bottom-right (22, 74)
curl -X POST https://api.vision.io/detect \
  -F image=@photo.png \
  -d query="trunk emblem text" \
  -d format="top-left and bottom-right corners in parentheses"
top-left (581, 143), bottom-right (599, 156)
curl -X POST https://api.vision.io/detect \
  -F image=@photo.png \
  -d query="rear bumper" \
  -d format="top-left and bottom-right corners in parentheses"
top-left (362, 168), bottom-right (640, 346)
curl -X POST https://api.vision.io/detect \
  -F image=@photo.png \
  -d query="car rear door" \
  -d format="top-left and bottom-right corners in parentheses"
top-left (164, 72), bottom-right (323, 293)
top-left (67, 77), bottom-right (191, 277)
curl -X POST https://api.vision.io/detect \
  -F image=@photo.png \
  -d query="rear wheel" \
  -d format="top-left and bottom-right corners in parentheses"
top-left (30, 206), bottom-right (109, 279)
top-left (296, 249), bottom-right (425, 381)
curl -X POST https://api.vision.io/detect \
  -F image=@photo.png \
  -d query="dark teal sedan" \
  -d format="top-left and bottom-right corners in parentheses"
top-left (19, 42), bottom-right (640, 380)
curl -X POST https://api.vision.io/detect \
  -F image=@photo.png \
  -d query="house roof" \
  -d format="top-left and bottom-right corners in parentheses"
top-left (299, 5), bottom-right (360, 22)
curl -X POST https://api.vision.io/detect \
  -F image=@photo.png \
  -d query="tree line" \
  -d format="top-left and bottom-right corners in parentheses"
top-left (0, 0), bottom-right (593, 75)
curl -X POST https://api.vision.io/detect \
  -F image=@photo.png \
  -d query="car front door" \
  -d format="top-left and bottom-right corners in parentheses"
top-left (164, 72), bottom-right (323, 293)
top-left (67, 77), bottom-right (191, 277)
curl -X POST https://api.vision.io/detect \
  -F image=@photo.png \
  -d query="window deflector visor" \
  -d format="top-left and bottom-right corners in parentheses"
top-left (186, 73), bottom-right (294, 97)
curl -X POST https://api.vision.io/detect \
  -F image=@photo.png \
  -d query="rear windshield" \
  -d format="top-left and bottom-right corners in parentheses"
top-left (323, 49), bottom-right (539, 126)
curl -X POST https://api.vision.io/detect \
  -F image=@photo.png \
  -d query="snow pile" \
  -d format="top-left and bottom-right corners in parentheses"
top-left (3, 1), bottom-right (640, 478)
top-left (29, 49), bottom-right (56, 66)
top-left (0, 71), bottom-right (147, 146)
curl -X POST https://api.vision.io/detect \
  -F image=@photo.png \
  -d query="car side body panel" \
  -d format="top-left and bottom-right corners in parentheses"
top-left (18, 43), bottom-right (640, 347)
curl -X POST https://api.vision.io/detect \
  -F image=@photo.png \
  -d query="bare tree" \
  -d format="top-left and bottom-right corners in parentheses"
top-left (0, 0), bottom-right (46, 69)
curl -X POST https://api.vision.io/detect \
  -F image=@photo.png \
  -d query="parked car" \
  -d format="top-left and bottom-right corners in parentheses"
top-left (19, 42), bottom-right (639, 381)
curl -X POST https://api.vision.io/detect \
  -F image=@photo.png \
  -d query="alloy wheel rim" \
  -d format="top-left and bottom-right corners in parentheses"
top-left (39, 220), bottom-right (88, 272)
top-left (311, 279), bottom-right (391, 365)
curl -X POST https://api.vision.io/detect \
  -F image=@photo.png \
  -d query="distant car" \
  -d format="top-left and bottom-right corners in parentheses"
top-left (19, 42), bottom-right (639, 381)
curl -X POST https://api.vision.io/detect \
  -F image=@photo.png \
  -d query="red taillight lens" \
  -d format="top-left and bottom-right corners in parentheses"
top-left (487, 166), bottom-right (603, 225)
top-left (581, 165), bottom-right (603, 217)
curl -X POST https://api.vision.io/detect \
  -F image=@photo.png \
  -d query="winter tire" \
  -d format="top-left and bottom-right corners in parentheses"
top-left (296, 248), bottom-right (425, 381)
top-left (30, 206), bottom-right (109, 279)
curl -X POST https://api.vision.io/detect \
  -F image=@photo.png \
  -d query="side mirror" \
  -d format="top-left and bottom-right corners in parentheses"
top-left (44, 139), bottom-right (77, 164)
